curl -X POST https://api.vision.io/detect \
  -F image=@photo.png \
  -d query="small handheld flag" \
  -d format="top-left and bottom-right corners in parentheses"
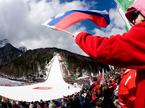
top-left (42, 10), bottom-right (110, 31)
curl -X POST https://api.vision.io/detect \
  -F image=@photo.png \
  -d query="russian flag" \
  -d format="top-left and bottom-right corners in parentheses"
top-left (42, 10), bottom-right (110, 30)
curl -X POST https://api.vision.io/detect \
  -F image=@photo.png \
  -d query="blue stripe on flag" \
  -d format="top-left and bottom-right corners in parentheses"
top-left (47, 10), bottom-right (110, 26)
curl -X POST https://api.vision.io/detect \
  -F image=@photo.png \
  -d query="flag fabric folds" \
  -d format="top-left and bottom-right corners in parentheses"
top-left (117, 0), bottom-right (135, 11)
top-left (42, 10), bottom-right (110, 30)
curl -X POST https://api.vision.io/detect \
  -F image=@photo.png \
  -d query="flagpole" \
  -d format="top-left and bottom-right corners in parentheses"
top-left (118, 8), bottom-right (131, 29)
top-left (114, 0), bottom-right (131, 30)
top-left (53, 28), bottom-right (74, 36)
top-left (60, 29), bottom-right (74, 36)
top-left (42, 24), bottom-right (74, 36)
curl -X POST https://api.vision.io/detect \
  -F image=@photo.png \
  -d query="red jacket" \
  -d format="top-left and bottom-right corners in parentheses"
top-left (75, 21), bottom-right (145, 108)
top-left (118, 69), bottom-right (136, 108)
top-left (75, 22), bottom-right (145, 69)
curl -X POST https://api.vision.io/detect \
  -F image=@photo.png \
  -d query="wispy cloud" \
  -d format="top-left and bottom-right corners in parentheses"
top-left (0, 0), bottom-right (88, 55)
top-left (0, 0), bottom-right (126, 55)
top-left (93, 9), bottom-right (126, 36)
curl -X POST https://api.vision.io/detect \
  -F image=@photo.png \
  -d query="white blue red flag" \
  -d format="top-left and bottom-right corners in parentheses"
top-left (42, 10), bottom-right (110, 30)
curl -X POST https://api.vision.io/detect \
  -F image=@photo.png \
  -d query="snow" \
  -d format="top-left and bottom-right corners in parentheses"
top-left (0, 77), bottom-right (24, 86)
top-left (0, 54), bottom-right (81, 102)
top-left (0, 39), bottom-right (9, 48)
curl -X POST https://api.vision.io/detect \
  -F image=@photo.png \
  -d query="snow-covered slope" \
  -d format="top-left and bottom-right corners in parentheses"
top-left (0, 54), bottom-right (81, 102)
top-left (0, 77), bottom-right (24, 86)
top-left (0, 39), bottom-right (9, 48)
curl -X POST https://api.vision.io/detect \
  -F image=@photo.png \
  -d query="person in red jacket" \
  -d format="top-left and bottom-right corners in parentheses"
top-left (118, 69), bottom-right (136, 108)
top-left (73, 0), bottom-right (145, 107)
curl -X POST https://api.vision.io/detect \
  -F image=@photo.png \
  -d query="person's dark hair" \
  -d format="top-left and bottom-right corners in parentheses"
top-left (130, 10), bottom-right (140, 24)
top-left (131, 9), bottom-right (145, 24)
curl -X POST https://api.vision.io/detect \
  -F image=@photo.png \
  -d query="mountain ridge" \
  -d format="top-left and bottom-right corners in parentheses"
top-left (0, 41), bottom-right (110, 83)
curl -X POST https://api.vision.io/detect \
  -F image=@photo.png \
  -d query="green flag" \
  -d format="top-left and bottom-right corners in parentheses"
top-left (117, 0), bottom-right (135, 11)
top-left (116, 0), bottom-right (136, 31)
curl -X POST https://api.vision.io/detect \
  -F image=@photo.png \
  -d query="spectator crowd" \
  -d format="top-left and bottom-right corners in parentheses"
top-left (0, 70), bottom-right (122, 108)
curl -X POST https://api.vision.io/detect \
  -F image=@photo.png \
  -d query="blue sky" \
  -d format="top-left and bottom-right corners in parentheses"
top-left (74, 0), bottom-right (117, 33)
top-left (0, 0), bottom-right (126, 55)
top-left (58, 0), bottom-right (125, 35)
top-left (60, 0), bottom-right (116, 10)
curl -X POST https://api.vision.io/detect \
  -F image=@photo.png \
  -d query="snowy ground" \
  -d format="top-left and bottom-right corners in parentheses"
top-left (0, 54), bottom-right (81, 102)
top-left (0, 77), bottom-right (24, 86)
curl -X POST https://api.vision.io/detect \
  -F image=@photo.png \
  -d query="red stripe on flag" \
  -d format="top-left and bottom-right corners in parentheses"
top-left (55, 12), bottom-right (108, 29)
